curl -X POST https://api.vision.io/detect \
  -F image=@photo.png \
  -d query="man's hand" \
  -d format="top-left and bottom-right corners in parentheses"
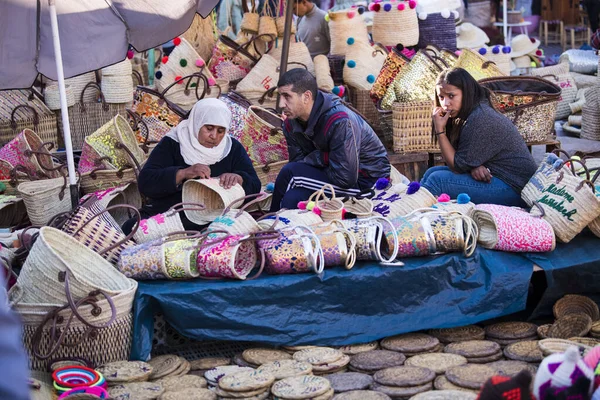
top-left (471, 165), bottom-right (492, 183)
top-left (219, 173), bottom-right (243, 189)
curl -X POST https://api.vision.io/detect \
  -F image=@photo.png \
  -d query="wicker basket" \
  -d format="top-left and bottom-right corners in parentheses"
top-left (43, 84), bottom-right (75, 111)
top-left (455, 49), bottom-right (507, 81)
top-left (343, 42), bottom-right (387, 91)
top-left (392, 100), bottom-right (438, 154)
top-left (328, 9), bottom-right (370, 56)
top-left (372, 1), bottom-right (419, 47)
top-left (255, 160), bottom-right (288, 186)
top-left (182, 13), bottom-right (218, 62)
top-left (240, 105), bottom-right (287, 166)
top-left (417, 11), bottom-right (458, 52)
top-left (348, 86), bottom-right (381, 135)
top-left (480, 47), bottom-right (513, 76)
top-left (327, 54), bottom-right (346, 86)
top-left (80, 168), bottom-right (137, 195)
top-left (17, 175), bottom-right (73, 226)
top-left (531, 62), bottom-right (577, 121)
top-left (268, 39), bottom-right (315, 76)
top-left (581, 84), bottom-right (600, 141)
top-left (182, 178), bottom-right (246, 224)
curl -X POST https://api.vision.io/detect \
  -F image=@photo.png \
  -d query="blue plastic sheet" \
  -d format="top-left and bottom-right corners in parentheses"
top-left (131, 247), bottom-right (534, 360)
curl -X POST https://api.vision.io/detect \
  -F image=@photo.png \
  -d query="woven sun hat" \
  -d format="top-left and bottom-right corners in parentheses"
top-left (509, 34), bottom-right (541, 58)
top-left (513, 55), bottom-right (534, 70)
top-left (456, 23), bottom-right (489, 49)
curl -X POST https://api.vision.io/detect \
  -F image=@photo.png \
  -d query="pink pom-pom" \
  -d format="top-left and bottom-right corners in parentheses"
top-left (438, 193), bottom-right (451, 202)
top-left (338, 86), bottom-right (345, 97)
top-left (341, 208), bottom-right (347, 219)
top-left (408, 0), bottom-right (416, 9)
top-left (127, 50), bottom-right (134, 60)
top-left (584, 346), bottom-right (600, 371)
top-left (298, 201), bottom-right (307, 210)
top-left (397, 3), bottom-right (405, 10)
top-left (312, 206), bottom-right (322, 216)
top-left (347, 10), bottom-right (356, 18)
top-left (196, 59), bottom-right (205, 67)
top-left (369, 3), bottom-right (375, 11)
top-left (208, 78), bottom-right (216, 86)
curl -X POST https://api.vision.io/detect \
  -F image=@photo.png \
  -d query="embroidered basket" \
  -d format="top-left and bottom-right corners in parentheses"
top-left (182, 178), bottom-right (246, 224)
top-left (234, 54), bottom-right (281, 107)
top-left (392, 100), bottom-right (437, 154)
top-left (387, 208), bottom-right (437, 258)
top-left (531, 62), bottom-right (577, 121)
top-left (256, 209), bottom-right (324, 230)
top-left (0, 128), bottom-right (57, 179)
top-left (312, 221), bottom-right (357, 269)
top-left (342, 216), bottom-right (399, 263)
top-left (129, 87), bottom-right (185, 146)
top-left (371, 0), bottom-right (419, 47)
top-left (196, 233), bottom-right (262, 280)
top-left (208, 193), bottom-right (271, 236)
top-left (220, 91), bottom-right (252, 141)
top-left (207, 35), bottom-right (261, 82)
top-left (521, 152), bottom-right (567, 207)
top-left (371, 182), bottom-right (437, 220)
top-left (240, 105), bottom-right (287, 165)
top-left (328, 9), bottom-right (371, 56)
top-left (370, 48), bottom-right (409, 105)
top-left (423, 211), bottom-right (479, 257)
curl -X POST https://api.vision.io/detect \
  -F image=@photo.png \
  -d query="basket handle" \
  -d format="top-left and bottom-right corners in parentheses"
top-left (10, 164), bottom-right (42, 185)
top-left (183, 72), bottom-right (210, 101)
top-left (372, 42), bottom-right (390, 55)
top-left (126, 109), bottom-right (157, 153)
top-left (530, 200), bottom-right (546, 218)
top-left (10, 105), bottom-right (39, 131)
top-left (160, 72), bottom-right (207, 98)
top-left (541, 74), bottom-right (559, 82)
top-left (132, 70), bottom-right (144, 87)
top-left (224, 192), bottom-right (268, 216)
top-left (167, 202), bottom-right (207, 214)
top-left (79, 82), bottom-right (108, 112)
top-left (257, 87), bottom-right (278, 106)
top-left (23, 142), bottom-right (62, 173)
top-left (575, 179), bottom-right (596, 194)
top-left (556, 158), bottom-right (591, 183)
top-left (587, 167), bottom-right (600, 183)
top-left (481, 60), bottom-right (498, 70)
top-left (114, 140), bottom-right (143, 173)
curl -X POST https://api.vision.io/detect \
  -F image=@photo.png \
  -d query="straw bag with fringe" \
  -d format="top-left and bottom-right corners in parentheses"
top-left (342, 216), bottom-right (400, 264)
top-left (256, 208), bottom-right (324, 230)
top-left (208, 193), bottom-right (274, 235)
top-left (0, 128), bottom-right (58, 179)
top-left (529, 158), bottom-right (600, 243)
top-left (386, 208), bottom-right (437, 258)
top-left (422, 210), bottom-right (479, 257)
top-left (417, 10), bottom-right (458, 51)
top-left (182, 12), bottom-right (219, 62)
top-left (10, 279), bottom-right (137, 371)
top-left (182, 178), bottom-right (246, 224)
top-left (371, 181), bottom-right (437, 219)
top-left (371, 0), bottom-right (419, 47)
top-left (581, 84), bottom-right (600, 141)
top-left (343, 42), bottom-right (387, 91)
top-left (455, 48), bottom-right (506, 81)
top-left (328, 9), bottom-right (370, 56)
top-left (392, 100), bottom-right (438, 154)
top-left (370, 47), bottom-right (410, 104)
top-left (239, 105), bottom-right (287, 165)
top-left (531, 62), bottom-right (577, 121)
top-left (267, 37), bottom-right (316, 76)
top-left (314, 55), bottom-right (335, 92)
top-left (472, 203), bottom-right (555, 252)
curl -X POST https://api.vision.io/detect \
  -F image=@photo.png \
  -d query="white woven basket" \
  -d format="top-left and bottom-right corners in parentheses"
top-left (44, 84), bottom-right (75, 110)
top-left (101, 75), bottom-right (134, 103)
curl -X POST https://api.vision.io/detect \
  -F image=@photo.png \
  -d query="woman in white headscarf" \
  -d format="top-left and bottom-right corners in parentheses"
top-left (122, 98), bottom-right (261, 233)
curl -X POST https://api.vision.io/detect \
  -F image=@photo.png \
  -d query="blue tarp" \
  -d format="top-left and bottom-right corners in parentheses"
top-left (131, 248), bottom-right (534, 361)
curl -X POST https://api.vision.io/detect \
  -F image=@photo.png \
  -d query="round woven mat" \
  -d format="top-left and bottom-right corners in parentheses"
top-left (405, 343), bottom-right (445, 357)
top-left (243, 348), bottom-right (293, 366)
top-left (548, 314), bottom-right (593, 339)
top-left (167, 358), bottom-right (190, 378)
top-left (503, 341), bottom-right (543, 363)
top-left (338, 342), bottom-right (379, 355)
top-left (219, 370), bottom-right (275, 392)
top-left (410, 389), bottom-right (478, 399)
top-left (444, 340), bottom-right (500, 358)
top-left (332, 390), bottom-right (391, 400)
top-left (553, 295), bottom-right (600, 321)
top-left (569, 337), bottom-right (600, 347)
top-left (314, 388), bottom-right (335, 400)
top-left (214, 385), bottom-right (270, 398)
top-left (484, 322), bottom-right (538, 340)
top-left (218, 391), bottom-right (270, 400)
top-left (108, 382), bottom-right (165, 400)
top-left (380, 333), bottom-right (439, 354)
top-left (538, 339), bottom-right (591, 357)
top-left (325, 372), bottom-right (373, 393)
top-left (445, 364), bottom-right (495, 390)
top-left (97, 361), bottom-right (153, 383)
top-left (190, 357), bottom-right (231, 371)
top-left (294, 347), bottom-right (344, 366)
top-left (487, 335), bottom-right (538, 346)
top-left (271, 375), bottom-right (331, 400)
top-left (257, 360), bottom-right (312, 380)
top-left (405, 353), bottom-right (467, 375)
top-left (159, 388), bottom-right (217, 400)
top-left (204, 366), bottom-right (255, 385)
top-left (433, 376), bottom-right (479, 394)
top-left (537, 324), bottom-right (551, 339)
top-left (233, 353), bottom-right (257, 368)
top-left (373, 366), bottom-right (435, 387)
top-left (347, 365), bottom-right (377, 375)
top-left (313, 355), bottom-right (351, 373)
top-left (428, 326), bottom-right (485, 343)
top-left (349, 351), bottom-right (406, 372)
top-left (155, 374), bottom-right (207, 391)
top-left (283, 346), bottom-right (318, 353)
top-left (370, 381), bottom-right (432, 398)
top-left (591, 321), bottom-right (600, 338)
top-left (487, 360), bottom-right (538, 378)
top-left (148, 355), bottom-right (182, 380)
top-left (465, 351), bottom-right (503, 364)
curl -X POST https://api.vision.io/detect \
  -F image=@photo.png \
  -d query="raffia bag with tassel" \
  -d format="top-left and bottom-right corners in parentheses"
top-left (328, 9), bottom-right (370, 56)
top-left (371, 0), bottom-right (419, 47)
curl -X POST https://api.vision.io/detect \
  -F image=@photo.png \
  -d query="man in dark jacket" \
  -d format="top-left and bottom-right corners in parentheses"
top-left (270, 68), bottom-right (390, 211)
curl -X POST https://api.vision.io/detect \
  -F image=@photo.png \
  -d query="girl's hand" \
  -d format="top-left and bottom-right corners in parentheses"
top-left (433, 107), bottom-right (450, 133)
top-left (471, 165), bottom-right (492, 183)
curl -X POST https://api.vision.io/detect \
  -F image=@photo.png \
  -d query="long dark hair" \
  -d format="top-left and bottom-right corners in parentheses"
top-left (434, 68), bottom-right (491, 147)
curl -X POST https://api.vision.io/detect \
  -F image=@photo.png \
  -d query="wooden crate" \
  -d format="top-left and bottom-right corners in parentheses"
top-left (388, 151), bottom-right (429, 182)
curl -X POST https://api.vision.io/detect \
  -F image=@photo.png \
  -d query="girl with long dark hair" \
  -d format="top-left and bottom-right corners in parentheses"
top-left (420, 68), bottom-right (537, 206)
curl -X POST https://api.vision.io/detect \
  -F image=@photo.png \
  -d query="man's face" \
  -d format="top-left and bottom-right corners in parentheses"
top-left (293, 0), bottom-right (310, 17)
top-left (278, 84), bottom-right (310, 120)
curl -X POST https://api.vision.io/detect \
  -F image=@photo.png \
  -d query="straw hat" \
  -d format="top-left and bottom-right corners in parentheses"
top-left (513, 55), bottom-right (534, 70)
top-left (456, 23), bottom-right (489, 49)
top-left (509, 34), bottom-right (540, 58)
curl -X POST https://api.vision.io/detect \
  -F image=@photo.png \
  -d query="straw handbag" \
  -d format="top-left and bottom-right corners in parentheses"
top-left (417, 11), bottom-right (458, 52)
top-left (220, 91), bottom-right (252, 141)
top-left (133, 203), bottom-right (205, 244)
top-left (387, 208), bottom-right (437, 258)
top-left (423, 211), bottom-right (479, 257)
top-left (432, 198), bottom-right (476, 217)
top-left (155, 73), bottom-right (217, 113)
top-left (0, 128), bottom-right (58, 179)
top-left (78, 187), bottom-right (138, 231)
top-left (342, 216), bottom-right (399, 263)
top-left (370, 48), bottom-right (409, 104)
top-left (392, 100), bottom-right (438, 154)
top-left (182, 12), bottom-right (219, 62)
top-left (314, 55), bottom-right (335, 92)
top-left (267, 38), bottom-right (316, 76)
top-left (342, 194), bottom-right (374, 219)
top-left (182, 178), bottom-right (246, 224)
top-left (46, 71), bottom-right (98, 104)
top-left (473, 204), bottom-right (555, 252)
top-left (372, 182), bottom-right (437, 219)
top-left (208, 193), bottom-right (272, 235)
top-left (588, 168), bottom-right (600, 238)
top-left (17, 171), bottom-right (74, 226)
top-left (311, 185), bottom-right (345, 222)
top-left (99, 60), bottom-right (134, 104)
top-left (581, 84), bottom-right (600, 142)
top-left (455, 49), bottom-right (506, 81)
top-left (80, 166), bottom-right (138, 196)
top-left (256, 208), bottom-right (324, 230)
top-left (479, 76), bottom-right (562, 143)
top-left (522, 152), bottom-right (569, 207)
top-left (43, 84), bottom-right (75, 111)
top-left (239, 105), bottom-right (287, 165)
top-left (258, 4), bottom-right (277, 43)
top-left (207, 35), bottom-right (265, 82)
top-left (371, 0), bottom-right (419, 47)
top-left (311, 221), bottom-right (357, 269)
top-left (531, 62), bottom-right (577, 121)
top-left (343, 42), bottom-right (387, 91)
top-left (240, 0), bottom-right (260, 34)
top-left (530, 160), bottom-right (600, 243)
top-left (0, 89), bottom-right (59, 149)
top-left (14, 227), bottom-right (134, 305)
top-left (479, 46), bottom-right (513, 76)
top-left (328, 9), bottom-right (371, 56)
top-left (11, 281), bottom-right (136, 371)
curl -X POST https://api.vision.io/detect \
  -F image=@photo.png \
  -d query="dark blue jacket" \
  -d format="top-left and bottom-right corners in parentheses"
top-left (283, 92), bottom-right (390, 189)
top-left (138, 136), bottom-right (261, 215)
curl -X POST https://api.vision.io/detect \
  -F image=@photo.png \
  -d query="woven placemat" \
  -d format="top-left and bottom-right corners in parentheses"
top-left (464, 351), bottom-right (503, 364)
top-left (204, 366), bottom-right (255, 385)
top-left (537, 324), bottom-right (551, 339)
top-left (148, 355), bottom-right (182, 380)
top-left (373, 366), bottom-right (435, 387)
top-left (486, 360), bottom-right (538, 378)
top-left (155, 374), bottom-right (207, 391)
top-left (108, 382), bottom-right (165, 400)
top-left (159, 388), bottom-right (217, 400)
top-left (243, 348), bottom-right (293, 366)
top-left (380, 333), bottom-right (439, 354)
top-left (404, 353), bottom-right (467, 375)
top-left (370, 381), bottom-right (433, 398)
top-left (97, 361), bottom-right (153, 383)
top-left (314, 367), bottom-right (348, 376)
top-left (219, 391), bottom-right (270, 400)
top-left (168, 358), bottom-right (190, 377)
top-left (444, 340), bottom-right (500, 358)
top-left (219, 370), bottom-right (275, 392)
top-left (257, 360), bottom-right (312, 380)
top-left (445, 364), bottom-right (495, 390)
top-left (332, 390), bottom-right (391, 400)
top-left (433, 376), bottom-right (479, 394)
top-left (233, 353), bottom-right (257, 368)
top-left (405, 343), bottom-right (445, 357)
top-left (283, 346), bottom-right (318, 353)
top-left (503, 341), bottom-right (543, 363)
top-left (484, 322), bottom-right (538, 340)
top-left (553, 295), bottom-right (600, 321)
top-left (487, 335), bottom-right (538, 346)
top-left (325, 373), bottom-right (373, 393)
top-left (271, 375), bottom-right (331, 400)
top-left (538, 339), bottom-right (591, 357)
top-left (214, 384), bottom-right (270, 398)
top-left (313, 355), bottom-right (351, 373)
top-left (190, 357), bottom-right (231, 371)
top-left (338, 342), bottom-right (379, 355)
top-left (548, 314), bottom-right (593, 339)
top-left (294, 348), bottom-right (344, 366)
top-left (349, 351), bottom-right (406, 372)
top-left (569, 337), bottom-right (600, 347)
top-left (410, 390), bottom-right (478, 399)
top-left (428, 326), bottom-right (485, 343)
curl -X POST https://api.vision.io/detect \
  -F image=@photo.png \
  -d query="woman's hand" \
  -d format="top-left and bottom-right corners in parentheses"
top-left (471, 165), bottom-right (492, 183)
top-left (176, 164), bottom-right (211, 185)
top-left (432, 107), bottom-right (450, 134)
top-left (219, 173), bottom-right (243, 189)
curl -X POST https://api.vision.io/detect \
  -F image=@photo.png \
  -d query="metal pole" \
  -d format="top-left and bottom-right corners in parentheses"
top-left (503, 0), bottom-right (508, 45)
top-left (276, 0), bottom-right (295, 112)
top-left (49, 0), bottom-right (79, 208)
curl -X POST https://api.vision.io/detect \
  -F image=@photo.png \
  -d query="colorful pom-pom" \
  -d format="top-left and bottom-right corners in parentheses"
top-left (173, 37), bottom-right (182, 46)
top-left (397, 3), bottom-right (405, 10)
top-left (440, 9), bottom-right (451, 18)
top-left (306, 201), bottom-right (316, 211)
top-left (0, 182), bottom-right (5, 193)
top-left (196, 59), bottom-right (205, 67)
top-left (384, 3), bottom-right (392, 11)
top-left (530, 61), bottom-right (536, 67)
top-left (478, 48), bottom-right (487, 55)
top-left (161, 56), bottom-right (169, 64)
top-left (408, 0), bottom-right (416, 9)
top-left (536, 49), bottom-right (542, 56)
top-left (265, 182), bottom-right (275, 192)
top-left (312, 206), bottom-right (322, 216)
top-left (347, 60), bottom-right (356, 68)
top-left (325, 14), bottom-right (330, 21)
top-left (341, 208), bottom-right (347, 219)
top-left (190, 82), bottom-right (197, 88)
top-left (375, 177), bottom-right (390, 190)
top-left (175, 75), bottom-right (183, 84)
top-left (208, 78), bottom-right (216, 86)
top-left (367, 74), bottom-right (375, 84)
top-left (338, 86), bottom-right (345, 97)
top-left (357, 6), bottom-right (365, 14)
top-left (155, 71), bottom-right (163, 79)
top-left (332, 86), bottom-right (341, 95)
top-left (406, 181), bottom-right (420, 195)
top-left (368, 3), bottom-right (375, 11)
top-left (418, 12), bottom-right (428, 20)
top-left (437, 193), bottom-right (451, 202)
top-left (180, 59), bottom-right (188, 67)
top-left (492, 46), bottom-right (500, 54)
top-left (127, 50), bottom-right (134, 59)
top-left (347, 37), bottom-right (355, 45)
top-left (553, 159), bottom-right (564, 170)
top-left (530, 37), bottom-right (536, 43)
top-left (373, 3), bottom-right (381, 11)
top-left (502, 46), bottom-right (511, 54)
top-left (457, 193), bottom-right (471, 204)
top-left (347, 10), bottom-right (356, 18)
top-left (396, 43), bottom-right (404, 52)
top-left (298, 201), bottom-right (307, 210)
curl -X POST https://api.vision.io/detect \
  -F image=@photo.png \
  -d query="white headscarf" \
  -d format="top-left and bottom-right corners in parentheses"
top-left (167, 98), bottom-right (233, 166)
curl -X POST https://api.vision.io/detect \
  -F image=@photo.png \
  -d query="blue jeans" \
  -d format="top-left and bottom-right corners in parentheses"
top-left (420, 166), bottom-right (525, 207)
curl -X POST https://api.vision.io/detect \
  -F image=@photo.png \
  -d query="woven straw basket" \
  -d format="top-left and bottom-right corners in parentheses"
top-left (312, 185), bottom-right (345, 222)
top-left (80, 168), bottom-right (137, 195)
top-left (268, 39), bottom-right (316, 76)
top-left (392, 100), bottom-right (438, 153)
top-left (241, 105), bottom-right (287, 165)
top-left (258, 16), bottom-right (277, 42)
top-left (343, 42), bottom-right (387, 90)
top-left (234, 54), bottom-right (280, 106)
top-left (372, 1), bottom-right (419, 47)
top-left (532, 62), bottom-right (577, 120)
top-left (418, 11), bottom-right (457, 52)
top-left (241, 12), bottom-right (260, 34)
top-left (100, 75), bottom-right (134, 104)
top-left (372, 183), bottom-right (437, 219)
top-left (433, 201), bottom-right (476, 217)
top-left (43, 84), bottom-right (75, 110)
top-left (328, 9), bottom-right (370, 56)
top-left (581, 84), bottom-right (600, 141)
top-left (0, 128), bottom-right (58, 179)
top-left (255, 160), bottom-right (288, 186)
top-left (182, 178), bottom-right (246, 224)
top-left (256, 209), bottom-right (324, 230)
top-left (522, 153), bottom-right (569, 207)
top-left (314, 55), bottom-right (335, 92)
top-left (47, 72), bottom-right (98, 104)
top-left (182, 13), bottom-right (218, 62)
top-left (17, 175), bottom-right (73, 226)
top-left (455, 49), bottom-right (507, 81)
top-left (480, 47), bottom-right (512, 76)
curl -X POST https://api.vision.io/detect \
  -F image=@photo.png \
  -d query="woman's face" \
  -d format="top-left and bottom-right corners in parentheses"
top-left (197, 124), bottom-right (227, 148)
top-left (436, 82), bottom-right (463, 118)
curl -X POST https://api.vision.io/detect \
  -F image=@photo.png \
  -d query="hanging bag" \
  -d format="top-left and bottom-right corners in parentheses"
top-left (371, 0), bottom-right (419, 47)
top-left (0, 128), bottom-right (58, 179)
top-left (239, 105), bottom-right (287, 165)
top-left (207, 35), bottom-right (269, 82)
top-left (328, 9), bottom-right (371, 56)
